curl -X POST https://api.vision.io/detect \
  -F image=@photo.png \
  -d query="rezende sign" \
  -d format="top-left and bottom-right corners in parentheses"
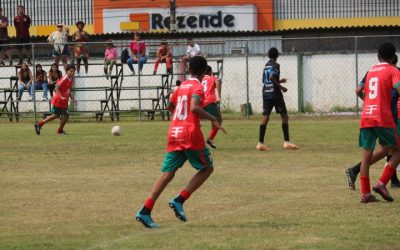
top-left (151, 11), bottom-right (235, 30)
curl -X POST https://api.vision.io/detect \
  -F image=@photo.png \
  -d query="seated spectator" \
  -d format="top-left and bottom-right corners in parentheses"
top-left (17, 62), bottom-right (32, 100)
top-left (180, 38), bottom-right (201, 80)
top-left (153, 41), bottom-right (172, 75)
top-left (104, 40), bottom-right (118, 78)
top-left (47, 63), bottom-right (62, 99)
top-left (30, 64), bottom-right (48, 101)
top-left (71, 21), bottom-right (89, 74)
top-left (47, 23), bottom-right (69, 70)
top-left (127, 33), bottom-right (147, 75)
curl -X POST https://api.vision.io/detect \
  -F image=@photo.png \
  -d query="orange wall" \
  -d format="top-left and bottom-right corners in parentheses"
top-left (94, 0), bottom-right (273, 33)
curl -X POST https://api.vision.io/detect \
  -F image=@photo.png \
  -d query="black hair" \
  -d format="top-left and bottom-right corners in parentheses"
top-left (66, 64), bottom-right (76, 71)
top-left (206, 65), bottom-right (212, 75)
top-left (175, 80), bottom-right (181, 86)
top-left (76, 21), bottom-right (85, 26)
top-left (268, 47), bottom-right (279, 59)
top-left (391, 54), bottom-right (398, 65)
top-left (189, 56), bottom-right (207, 76)
top-left (378, 43), bottom-right (396, 60)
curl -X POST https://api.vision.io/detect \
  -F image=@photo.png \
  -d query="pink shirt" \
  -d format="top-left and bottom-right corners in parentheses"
top-left (129, 40), bottom-right (146, 56)
top-left (105, 47), bottom-right (118, 60)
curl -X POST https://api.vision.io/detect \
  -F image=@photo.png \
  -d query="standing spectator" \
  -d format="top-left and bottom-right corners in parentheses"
top-left (127, 33), bottom-right (147, 75)
top-left (17, 63), bottom-right (32, 100)
top-left (47, 23), bottom-right (70, 70)
top-left (153, 41), bottom-right (172, 75)
top-left (14, 5), bottom-right (31, 65)
top-left (180, 38), bottom-right (201, 81)
top-left (103, 40), bottom-right (117, 78)
top-left (30, 64), bottom-right (48, 101)
top-left (71, 21), bottom-right (89, 74)
top-left (48, 63), bottom-right (62, 99)
top-left (0, 8), bottom-right (12, 65)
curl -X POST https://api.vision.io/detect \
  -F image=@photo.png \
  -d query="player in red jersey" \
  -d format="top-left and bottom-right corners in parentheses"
top-left (358, 43), bottom-right (400, 203)
top-left (135, 56), bottom-right (225, 228)
top-left (34, 65), bottom-right (77, 135)
top-left (202, 65), bottom-right (222, 148)
top-left (153, 41), bottom-right (172, 75)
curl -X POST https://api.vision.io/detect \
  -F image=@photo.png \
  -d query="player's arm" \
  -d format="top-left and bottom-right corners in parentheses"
top-left (216, 79), bottom-right (222, 103)
top-left (191, 95), bottom-right (225, 133)
top-left (54, 85), bottom-right (65, 100)
top-left (269, 74), bottom-right (287, 92)
top-left (167, 102), bottom-right (175, 112)
top-left (356, 85), bottom-right (364, 100)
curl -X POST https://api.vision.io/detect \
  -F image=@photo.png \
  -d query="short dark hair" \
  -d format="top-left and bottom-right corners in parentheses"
top-left (392, 54), bottom-right (398, 65)
top-left (206, 65), bottom-right (212, 75)
top-left (66, 64), bottom-right (76, 71)
top-left (378, 43), bottom-right (396, 60)
top-left (189, 56), bottom-right (207, 76)
top-left (268, 47), bottom-right (279, 59)
top-left (76, 21), bottom-right (85, 26)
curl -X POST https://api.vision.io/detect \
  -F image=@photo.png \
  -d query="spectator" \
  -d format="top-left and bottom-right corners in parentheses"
top-left (180, 38), bottom-right (201, 80)
top-left (127, 33), bottom-right (147, 75)
top-left (0, 7), bottom-right (12, 65)
top-left (47, 23), bottom-right (70, 70)
top-left (71, 21), bottom-right (89, 74)
top-left (14, 5), bottom-right (31, 65)
top-left (30, 64), bottom-right (48, 101)
top-left (48, 63), bottom-right (62, 99)
top-left (153, 41), bottom-right (172, 75)
top-left (104, 40), bottom-right (117, 78)
top-left (17, 63), bottom-right (32, 100)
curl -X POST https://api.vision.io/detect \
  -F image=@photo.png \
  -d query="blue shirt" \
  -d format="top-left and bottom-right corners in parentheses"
top-left (262, 60), bottom-right (282, 99)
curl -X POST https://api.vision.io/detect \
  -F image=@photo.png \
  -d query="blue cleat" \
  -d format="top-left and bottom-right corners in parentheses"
top-left (135, 211), bottom-right (160, 228)
top-left (168, 198), bottom-right (187, 222)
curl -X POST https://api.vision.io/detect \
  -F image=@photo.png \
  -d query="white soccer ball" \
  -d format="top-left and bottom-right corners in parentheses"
top-left (111, 125), bottom-right (122, 136)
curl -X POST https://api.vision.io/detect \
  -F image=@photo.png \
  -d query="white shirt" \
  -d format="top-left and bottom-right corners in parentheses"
top-left (186, 44), bottom-right (201, 57)
top-left (47, 30), bottom-right (69, 53)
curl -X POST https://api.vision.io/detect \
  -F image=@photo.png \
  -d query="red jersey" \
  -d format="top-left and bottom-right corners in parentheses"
top-left (202, 75), bottom-right (219, 106)
top-left (158, 46), bottom-right (171, 57)
top-left (13, 15), bottom-right (30, 38)
top-left (167, 78), bottom-right (205, 152)
top-left (361, 63), bottom-right (400, 128)
top-left (51, 75), bottom-right (73, 109)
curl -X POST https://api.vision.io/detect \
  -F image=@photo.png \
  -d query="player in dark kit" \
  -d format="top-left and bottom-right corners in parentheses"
top-left (346, 55), bottom-right (400, 190)
top-left (256, 47), bottom-right (298, 151)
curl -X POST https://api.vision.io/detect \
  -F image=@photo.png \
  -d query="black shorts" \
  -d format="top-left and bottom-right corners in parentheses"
top-left (16, 37), bottom-right (31, 51)
top-left (0, 40), bottom-right (9, 50)
top-left (263, 98), bottom-right (287, 116)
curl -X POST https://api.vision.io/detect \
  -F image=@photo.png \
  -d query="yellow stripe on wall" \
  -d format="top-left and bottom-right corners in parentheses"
top-left (120, 22), bottom-right (140, 31)
top-left (7, 25), bottom-right (95, 37)
top-left (274, 17), bottom-right (400, 30)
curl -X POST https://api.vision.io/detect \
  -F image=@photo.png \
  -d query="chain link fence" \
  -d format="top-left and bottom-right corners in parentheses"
top-left (0, 35), bottom-right (399, 122)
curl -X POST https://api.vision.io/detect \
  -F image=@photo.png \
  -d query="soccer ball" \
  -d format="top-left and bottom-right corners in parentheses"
top-left (111, 125), bottom-right (122, 136)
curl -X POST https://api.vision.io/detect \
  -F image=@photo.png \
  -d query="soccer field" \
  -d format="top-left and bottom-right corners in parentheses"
top-left (1, 118), bottom-right (400, 249)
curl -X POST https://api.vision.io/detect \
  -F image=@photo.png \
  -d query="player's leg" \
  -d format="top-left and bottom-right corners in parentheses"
top-left (205, 103), bottom-right (221, 148)
top-left (34, 110), bottom-right (59, 135)
top-left (153, 57), bottom-right (160, 74)
top-left (275, 98), bottom-right (298, 149)
top-left (346, 146), bottom-right (388, 190)
top-left (58, 111), bottom-right (69, 134)
top-left (257, 99), bottom-right (273, 151)
top-left (166, 56), bottom-right (173, 74)
top-left (136, 151), bottom-right (186, 228)
top-left (168, 148), bottom-right (213, 222)
top-left (83, 56), bottom-right (89, 74)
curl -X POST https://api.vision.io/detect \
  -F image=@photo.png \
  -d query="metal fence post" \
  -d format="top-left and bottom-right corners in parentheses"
top-left (138, 68), bottom-right (142, 122)
top-left (245, 41), bottom-right (250, 119)
top-left (355, 36), bottom-right (359, 117)
top-left (32, 43), bottom-right (37, 122)
top-left (297, 53), bottom-right (303, 112)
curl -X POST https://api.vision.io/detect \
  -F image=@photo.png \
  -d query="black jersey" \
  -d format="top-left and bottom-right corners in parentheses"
top-left (262, 60), bottom-right (282, 99)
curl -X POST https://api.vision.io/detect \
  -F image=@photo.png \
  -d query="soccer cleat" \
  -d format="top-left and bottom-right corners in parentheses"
top-left (34, 122), bottom-right (41, 135)
top-left (57, 131), bottom-right (68, 135)
top-left (206, 138), bottom-right (217, 149)
top-left (372, 182), bottom-right (394, 202)
top-left (135, 211), bottom-right (159, 228)
top-left (345, 168), bottom-right (357, 191)
top-left (360, 194), bottom-right (379, 203)
top-left (283, 141), bottom-right (299, 150)
top-left (256, 143), bottom-right (269, 151)
top-left (168, 198), bottom-right (187, 222)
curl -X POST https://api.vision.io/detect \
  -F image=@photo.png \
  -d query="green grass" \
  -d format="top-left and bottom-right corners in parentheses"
top-left (1, 117), bottom-right (400, 250)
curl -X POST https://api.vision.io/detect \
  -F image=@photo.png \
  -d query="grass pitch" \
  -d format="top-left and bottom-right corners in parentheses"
top-left (1, 117), bottom-right (400, 249)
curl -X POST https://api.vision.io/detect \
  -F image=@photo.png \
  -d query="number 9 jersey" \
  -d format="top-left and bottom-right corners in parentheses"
top-left (361, 63), bottom-right (400, 128)
top-left (167, 78), bottom-right (206, 152)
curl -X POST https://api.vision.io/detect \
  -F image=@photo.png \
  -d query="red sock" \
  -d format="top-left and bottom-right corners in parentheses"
top-left (379, 163), bottom-right (397, 185)
top-left (180, 189), bottom-right (191, 201)
top-left (360, 176), bottom-right (371, 194)
top-left (38, 121), bottom-right (44, 127)
top-left (57, 128), bottom-right (63, 133)
top-left (209, 127), bottom-right (219, 140)
top-left (143, 198), bottom-right (155, 210)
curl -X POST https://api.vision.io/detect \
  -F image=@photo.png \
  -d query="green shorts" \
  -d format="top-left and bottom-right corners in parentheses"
top-left (161, 148), bottom-right (213, 172)
top-left (51, 106), bottom-right (68, 116)
top-left (359, 127), bottom-right (399, 149)
top-left (204, 103), bottom-right (220, 118)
